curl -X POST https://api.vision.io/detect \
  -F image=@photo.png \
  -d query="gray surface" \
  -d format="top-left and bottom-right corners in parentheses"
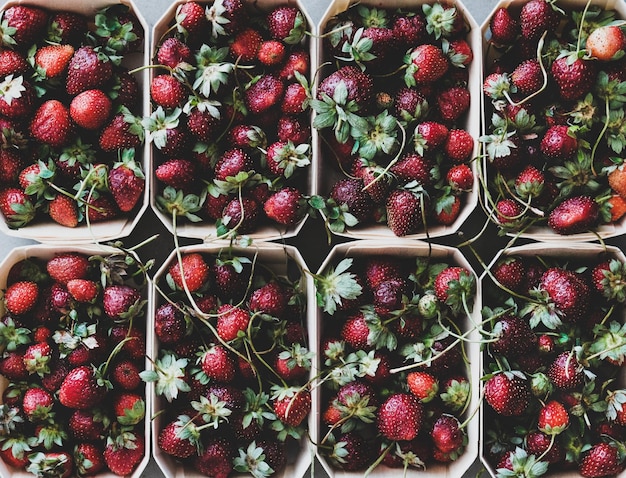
top-left (0, 0), bottom-right (500, 477)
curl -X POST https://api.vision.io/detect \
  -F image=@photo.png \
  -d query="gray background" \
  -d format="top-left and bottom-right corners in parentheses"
top-left (0, 0), bottom-right (500, 477)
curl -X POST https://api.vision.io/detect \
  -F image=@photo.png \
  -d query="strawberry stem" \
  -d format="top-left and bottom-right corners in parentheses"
top-left (590, 93), bottom-right (610, 176)
top-left (503, 31), bottom-right (548, 108)
top-left (576, 1), bottom-right (593, 55)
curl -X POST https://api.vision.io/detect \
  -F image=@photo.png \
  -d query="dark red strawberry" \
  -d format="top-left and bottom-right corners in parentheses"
top-left (157, 36), bottom-right (193, 69)
top-left (98, 110), bottom-right (144, 152)
top-left (540, 125), bottom-right (577, 161)
top-left (377, 393), bottom-right (423, 441)
top-left (437, 86), bottom-right (470, 124)
top-left (444, 129), bottom-right (474, 163)
top-left (489, 7), bottom-right (518, 45)
top-left (4, 280), bottom-right (38, 315)
top-left (0, 49), bottom-right (28, 77)
top-left (201, 344), bottom-right (236, 382)
top-left (0, 76), bottom-right (34, 119)
top-left (216, 304), bottom-right (250, 342)
top-left (30, 100), bottom-right (73, 148)
top-left (2, 5), bottom-right (48, 46)
top-left (267, 6), bottom-right (306, 44)
top-left (156, 159), bottom-right (196, 190)
top-left (490, 315), bottom-right (536, 358)
top-left (66, 46), bottom-right (113, 95)
top-left (150, 74), bottom-right (186, 109)
top-left (245, 74), bottom-right (285, 114)
top-left (264, 187), bottom-right (303, 225)
top-left (447, 164), bottom-right (473, 191)
top-left (404, 44), bottom-right (448, 84)
top-left (386, 189), bottom-right (424, 237)
top-left (484, 372), bottom-right (530, 416)
top-left (431, 415), bottom-right (464, 454)
top-left (47, 11), bottom-right (87, 46)
top-left (174, 1), bottom-right (207, 38)
top-left (58, 365), bottom-right (105, 409)
top-left (272, 386), bottom-right (310, 426)
top-left (214, 148), bottom-right (253, 181)
top-left (547, 351), bottom-right (584, 390)
top-left (390, 153), bottom-right (432, 186)
top-left (230, 28), bottom-right (262, 61)
top-left (579, 442), bottom-right (625, 477)
top-left (548, 195), bottom-right (599, 235)
top-left (317, 66), bottom-right (374, 113)
top-left (108, 154), bottom-right (145, 212)
top-left (330, 178), bottom-right (374, 223)
top-left (491, 256), bottom-right (526, 291)
top-left (520, 0), bottom-right (561, 40)
top-left (103, 284), bottom-right (143, 322)
top-left (279, 49), bottom-right (309, 81)
top-left (193, 438), bottom-right (234, 477)
top-left (103, 432), bottom-right (144, 476)
top-left (111, 359), bottom-right (141, 390)
top-left (221, 196), bottom-right (260, 234)
top-left (551, 56), bottom-right (596, 101)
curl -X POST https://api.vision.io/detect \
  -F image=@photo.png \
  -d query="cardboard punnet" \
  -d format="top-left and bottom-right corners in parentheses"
top-left (149, 0), bottom-right (317, 242)
top-left (314, 240), bottom-right (481, 477)
top-left (313, 0), bottom-right (481, 240)
top-left (480, 0), bottom-right (626, 242)
top-left (0, 244), bottom-right (153, 478)
top-left (479, 242), bottom-right (626, 477)
top-left (0, 0), bottom-right (150, 245)
top-left (150, 242), bottom-right (316, 478)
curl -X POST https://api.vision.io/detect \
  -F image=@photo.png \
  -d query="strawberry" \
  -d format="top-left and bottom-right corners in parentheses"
top-left (404, 44), bottom-right (448, 85)
top-left (193, 438), bottom-right (234, 477)
top-left (48, 194), bottom-right (78, 228)
top-left (551, 56), bottom-right (596, 101)
top-left (29, 100), bottom-right (73, 148)
top-left (22, 386), bottom-right (53, 421)
top-left (98, 110), bottom-right (144, 152)
top-left (407, 371), bottom-right (439, 402)
top-left (201, 344), bottom-right (236, 382)
top-left (4, 280), bottom-right (38, 315)
top-left (414, 121), bottom-right (449, 153)
top-left (150, 74), bottom-right (186, 109)
top-left (329, 178), bottom-right (374, 224)
top-left (108, 153), bottom-right (145, 212)
top-left (155, 159), bottom-right (196, 190)
top-left (437, 86), bottom-right (470, 124)
top-left (431, 415), bottom-right (464, 454)
top-left (608, 166), bottom-right (626, 198)
top-left (490, 315), bottom-right (536, 358)
top-left (272, 386), bottom-right (311, 427)
top-left (0, 76), bottom-right (34, 119)
top-left (495, 198), bottom-right (523, 226)
top-left (66, 279), bottom-right (99, 303)
top-left (66, 46), bottom-right (113, 95)
top-left (548, 195), bottom-right (599, 235)
top-left (74, 442), bottom-right (105, 476)
top-left (444, 129), bottom-right (473, 163)
top-left (103, 432), bottom-right (145, 476)
top-left (390, 153), bottom-right (432, 186)
top-left (113, 392), bottom-right (144, 425)
top-left (267, 6), bottom-right (306, 44)
top-left (579, 442), bottom-right (625, 477)
top-left (547, 351), bottom-right (584, 390)
top-left (281, 83), bottom-right (309, 114)
top-left (484, 372), bottom-right (530, 416)
top-left (317, 66), bottom-right (374, 114)
top-left (174, 2), bottom-right (208, 38)
top-left (0, 49), bottom-right (29, 77)
top-left (157, 36), bottom-right (193, 69)
top-left (538, 400), bottom-right (569, 435)
top-left (519, 0), bottom-right (561, 41)
top-left (58, 365), bottom-right (106, 409)
top-left (230, 28), bottom-right (262, 61)
top-left (377, 393), bottom-right (423, 441)
top-left (33, 44), bottom-right (74, 79)
top-left (511, 59), bottom-right (543, 95)
top-left (69, 89), bottom-right (112, 130)
top-left (492, 256), bottom-right (526, 292)
top-left (386, 189), bottom-right (424, 236)
top-left (264, 187), bottom-right (303, 225)
top-left (446, 164), bottom-right (473, 191)
top-left (23, 342), bottom-right (52, 377)
top-left (586, 26), bottom-right (625, 61)
top-left (489, 7), bottom-right (518, 45)
top-left (540, 267), bottom-right (590, 322)
top-left (47, 11), bottom-right (87, 46)
top-left (85, 195), bottom-right (120, 223)
top-left (258, 40), bottom-right (286, 66)
top-left (394, 87), bottom-right (428, 124)
top-left (221, 196), bottom-right (260, 233)
top-left (2, 5), bottom-right (48, 46)
top-left (279, 49), bottom-right (309, 81)
top-left (540, 125), bottom-right (577, 161)
top-left (216, 304), bottom-right (250, 342)
top-left (245, 74), bottom-right (284, 114)
top-left (214, 148), bottom-right (253, 181)
top-left (103, 284), bottom-right (143, 322)
top-left (187, 107), bottom-right (221, 141)
top-left (525, 430), bottom-right (564, 464)
top-left (158, 418), bottom-right (198, 458)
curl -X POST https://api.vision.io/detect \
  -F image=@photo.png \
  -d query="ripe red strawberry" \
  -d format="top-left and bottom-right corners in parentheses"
top-left (407, 371), bottom-right (439, 402)
top-left (103, 284), bottom-right (142, 322)
top-left (492, 256), bottom-right (526, 291)
top-left (495, 198), bottom-right (523, 225)
top-left (490, 315), bottom-right (536, 358)
top-left (58, 365), bottom-right (105, 409)
top-left (249, 281), bottom-right (289, 318)
top-left (66, 279), bottom-right (99, 303)
top-left (267, 6), bottom-right (306, 44)
top-left (586, 26), bottom-right (625, 61)
top-left (34, 44), bottom-right (74, 79)
top-left (2, 5), bottom-right (48, 45)
top-left (390, 153), bottom-right (432, 186)
top-left (108, 155), bottom-right (145, 212)
top-left (279, 49), bottom-right (309, 81)
top-left (431, 415), bottom-right (464, 454)
top-left (386, 189), bottom-right (424, 236)
top-left (150, 74), bottom-right (186, 109)
top-left (484, 372), bottom-right (530, 416)
top-left (540, 267), bottom-right (590, 322)
top-left (489, 7), bottom-right (518, 45)
top-left (405, 44), bottom-right (448, 84)
top-left (4, 280), bottom-right (38, 315)
top-left (272, 387), bottom-right (311, 426)
top-left (159, 418), bottom-right (197, 458)
top-left (30, 100), bottom-right (73, 148)
top-left (330, 178), bottom-right (374, 223)
top-left (22, 386), bottom-right (53, 420)
top-left (48, 194), bottom-right (78, 228)
top-left (23, 341), bottom-right (52, 377)
top-left (214, 148), bottom-right (253, 181)
top-left (437, 86), bottom-right (470, 124)
top-left (193, 438), bottom-right (234, 476)
top-left (551, 56), bottom-right (596, 101)
top-left (264, 187), bottom-right (303, 225)
top-left (66, 46), bottom-right (113, 95)
top-left (444, 129), bottom-right (474, 163)
top-left (85, 195), bottom-right (120, 222)
top-left (579, 442), bottom-right (625, 477)
top-left (540, 125), bottom-right (577, 161)
top-left (447, 164), bottom-right (473, 191)
top-left (99, 110), bottom-right (143, 151)
top-left (281, 83), bottom-right (309, 114)
top-left (201, 344), bottom-right (236, 382)
top-left (154, 302), bottom-right (187, 344)
top-left (414, 121), bottom-right (449, 154)
top-left (47, 11), bottom-right (88, 46)
top-left (111, 359), bottom-right (141, 390)
top-left (377, 393), bottom-right (423, 441)
top-left (174, 1), bottom-right (207, 38)
top-left (74, 442), bottom-right (105, 476)
top-left (258, 40), bottom-right (286, 66)
top-left (0, 351), bottom-right (28, 380)
top-left (230, 28), bottom-right (262, 61)
top-left (538, 400), bottom-right (569, 435)
top-left (0, 49), bottom-right (29, 77)
top-left (548, 195), bottom-right (599, 235)
top-left (317, 66), bottom-right (374, 113)
top-left (526, 430), bottom-right (565, 464)
top-left (519, 0), bottom-right (561, 40)
top-left (103, 432), bottom-right (145, 476)
top-left (216, 304), bottom-right (250, 342)
top-left (547, 351), bottom-right (584, 390)
top-left (341, 312), bottom-right (371, 349)
top-left (187, 107), bottom-right (221, 141)
top-left (515, 165), bottom-right (545, 199)
top-left (511, 59), bottom-right (543, 95)
top-left (69, 89), bottom-right (112, 130)
top-left (113, 392), bottom-right (145, 425)
top-left (245, 74), bottom-right (285, 114)
top-left (157, 36), bottom-right (193, 69)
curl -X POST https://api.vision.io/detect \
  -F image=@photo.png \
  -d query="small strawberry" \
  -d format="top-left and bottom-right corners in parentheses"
top-left (538, 400), bottom-right (569, 435)
top-left (0, 49), bottom-right (29, 77)
top-left (407, 371), bottom-right (439, 402)
top-left (0, 75), bottom-right (35, 119)
top-left (484, 372), bottom-right (530, 416)
top-left (515, 165), bottom-right (545, 199)
top-left (279, 49), bottom-right (309, 81)
top-left (47, 11), bottom-right (87, 46)
top-left (69, 89), bottom-right (112, 130)
top-left (48, 194), bottom-right (78, 228)
top-left (377, 393), bottom-right (423, 441)
top-left (386, 189), bottom-right (424, 236)
top-left (540, 125), bottom-right (577, 161)
top-left (272, 386), bottom-right (311, 427)
top-left (230, 28), bottom-right (262, 61)
top-left (258, 40), bottom-right (286, 66)
top-left (267, 6), bottom-right (306, 44)
top-left (446, 164), bottom-right (473, 191)
top-left (168, 252), bottom-right (210, 292)
top-left (431, 414), bottom-right (464, 454)
top-left (102, 284), bottom-right (144, 322)
top-left (58, 365), bottom-right (106, 409)
top-left (264, 187), bottom-right (303, 225)
top-left (489, 7), bottom-right (518, 45)
top-left (157, 37), bottom-right (193, 70)
top-left (103, 431), bottom-right (145, 476)
top-left (444, 129), bottom-right (474, 163)
top-left (216, 304), bottom-right (250, 342)
top-left (4, 280), bottom-right (38, 315)
top-left (98, 109), bottom-right (144, 152)
top-left (22, 386), bottom-right (53, 421)
top-left (579, 442), bottom-right (625, 477)
top-left (29, 100), bottom-right (73, 148)
top-left (33, 44), bottom-right (74, 79)
top-left (74, 442), bottom-right (105, 476)
top-left (66, 46), bottom-right (113, 95)
top-left (551, 56), bottom-right (596, 101)
top-left (245, 74), bottom-right (285, 114)
top-left (111, 359), bottom-right (141, 390)
top-left (511, 59), bottom-right (543, 95)
top-left (519, 0), bottom-right (561, 41)
top-left (66, 279), bottom-right (99, 303)
top-left (23, 341), bottom-right (53, 377)
top-left (437, 86), bottom-right (470, 124)
top-left (548, 195), bottom-right (599, 235)
top-left (586, 26), bottom-right (625, 61)
top-left (404, 44), bottom-right (448, 84)
top-left (150, 74), bottom-right (186, 109)
top-left (174, 2), bottom-right (208, 38)
top-left (108, 151), bottom-right (145, 212)
top-left (547, 351), bottom-right (584, 390)
top-left (221, 196), bottom-right (261, 233)
top-left (201, 344), bottom-right (236, 382)
top-left (158, 417), bottom-right (198, 458)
